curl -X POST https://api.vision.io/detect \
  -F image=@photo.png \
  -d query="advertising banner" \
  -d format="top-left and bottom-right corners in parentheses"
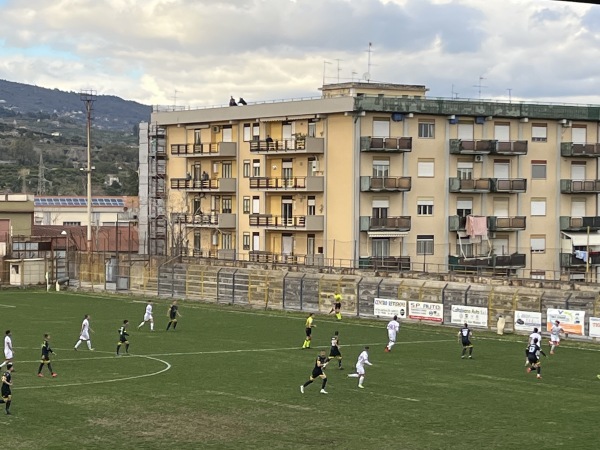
top-left (546, 308), bottom-right (585, 335)
top-left (451, 305), bottom-right (488, 327)
top-left (514, 311), bottom-right (542, 332)
top-left (408, 301), bottom-right (443, 323)
top-left (588, 317), bottom-right (600, 338)
top-left (374, 298), bottom-right (407, 319)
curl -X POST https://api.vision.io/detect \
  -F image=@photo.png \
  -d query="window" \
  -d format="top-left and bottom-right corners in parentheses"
top-left (494, 123), bottom-right (510, 141)
top-left (373, 119), bottom-right (390, 138)
top-left (243, 124), bottom-right (251, 141)
top-left (372, 199), bottom-right (389, 220)
top-left (417, 198), bottom-right (434, 216)
top-left (418, 160), bottom-right (434, 177)
top-left (456, 243), bottom-right (474, 258)
top-left (222, 125), bottom-right (233, 142)
top-left (457, 122), bottom-right (474, 140)
top-left (194, 231), bottom-right (201, 250)
top-left (221, 162), bottom-right (232, 178)
top-left (307, 196), bottom-right (316, 215)
top-left (194, 129), bottom-right (202, 144)
top-left (492, 238), bottom-right (509, 256)
top-left (308, 122), bottom-right (316, 138)
top-left (457, 162), bottom-right (473, 180)
top-left (418, 121), bottom-right (435, 138)
top-left (571, 162), bottom-right (586, 181)
top-left (531, 161), bottom-right (547, 179)
top-left (222, 233), bottom-right (232, 250)
top-left (531, 198), bottom-right (546, 216)
top-left (243, 197), bottom-right (250, 214)
top-left (252, 196), bottom-right (260, 214)
top-left (193, 197), bottom-right (202, 215)
top-left (531, 271), bottom-right (545, 280)
top-left (372, 159), bottom-right (390, 178)
top-left (252, 159), bottom-right (261, 177)
top-left (252, 232), bottom-right (260, 251)
top-left (252, 123), bottom-right (260, 141)
top-left (243, 233), bottom-right (250, 250)
top-left (282, 122), bottom-right (293, 140)
top-left (572, 126), bottom-right (586, 144)
top-left (243, 160), bottom-right (250, 178)
top-left (571, 199), bottom-right (586, 217)
top-left (222, 197), bottom-right (232, 214)
top-left (493, 198), bottom-right (509, 217)
top-left (372, 239), bottom-right (390, 257)
top-left (307, 234), bottom-right (315, 255)
top-left (457, 199), bottom-right (472, 218)
top-left (62, 221), bottom-right (81, 226)
top-left (532, 124), bottom-right (547, 142)
top-left (493, 161), bottom-right (510, 178)
top-left (530, 236), bottom-right (546, 254)
top-left (416, 235), bottom-right (434, 255)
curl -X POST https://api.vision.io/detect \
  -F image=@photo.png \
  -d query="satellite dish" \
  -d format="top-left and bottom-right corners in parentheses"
top-left (363, 72), bottom-right (371, 81)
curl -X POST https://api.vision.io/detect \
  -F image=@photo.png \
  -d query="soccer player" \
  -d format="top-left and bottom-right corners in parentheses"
top-left (328, 331), bottom-right (343, 369)
top-left (347, 346), bottom-right (373, 388)
top-left (74, 314), bottom-right (94, 351)
top-left (525, 327), bottom-right (543, 366)
top-left (301, 313), bottom-right (316, 349)
top-left (138, 300), bottom-right (154, 331)
top-left (549, 320), bottom-right (564, 355)
top-left (300, 350), bottom-right (329, 394)
top-left (116, 320), bottom-right (130, 356)
top-left (0, 330), bottom-right (13, 369)
top-left (37, 334), bottom-right (57, 378)
top-left (458, 323), bottom-right (473, 359)
top-left (526, 337), bottom-right (546, 379)
top-left (329, 293), bottom-right (342, 320)
top-left (0, 362), bottom-right (13, 414)
top-left (166, 300), bottom-right (182, 331)
top-left (385, 315), bottom-right (400, 352)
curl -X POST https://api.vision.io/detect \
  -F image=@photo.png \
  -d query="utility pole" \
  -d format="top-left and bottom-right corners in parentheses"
top-left (334, 59), bottom-right (343, 83)
top-left (37, 152), bottom-right (48, 195)
top-left (80, 90), bottom-right (96, 252)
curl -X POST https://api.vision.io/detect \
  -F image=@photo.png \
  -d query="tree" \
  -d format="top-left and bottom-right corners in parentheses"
top-left (10, 139), bottom-right (36, 165)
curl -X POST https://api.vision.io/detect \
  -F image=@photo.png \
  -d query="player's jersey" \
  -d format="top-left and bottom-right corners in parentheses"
top-left (314, 355), bottom-right (328, 370)
top-left (4, 336), bottom-right (11, 353)
top-left (550, 325), bottom-right (562, 338)
top-left (357, 350), bottom-right (371, 366)
top-left (331, 336), bottom-right (339, 347)
top-left (41, 340), bottom-right (53, 358)
top-left (305, 316), bottom-right (314, 328)
top-left (528, 332), bottom-right (542, 345)
top-left (81, 319), bottom-right (90, 334)
top-left (169, 304), bottom-right (178, 318)
top-left (460, 327), bottom-right (472, 344)
top-left (145, 304), bottom-right (153, 315)
top-left (527, 343), bottom-right (541, 358)
top-left (1, 371), bottom-right (11, 387)
top-left (118, 326), bottom-right (129, 339)
top-left (387, 320), bottom-right (400, 333)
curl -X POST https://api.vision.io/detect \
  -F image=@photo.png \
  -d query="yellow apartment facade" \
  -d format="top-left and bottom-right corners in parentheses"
top-left (139, 82), bottom-right (600, 280)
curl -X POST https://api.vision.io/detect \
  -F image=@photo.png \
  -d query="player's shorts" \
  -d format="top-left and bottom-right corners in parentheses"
top-left (388, 331), bottom-right (397, 342)
top-left (550, 336), bottom-right (560, 344)
top-left (527, 354), bottom-right (539, 365)
top-left (4, 351), bottom-right (13, 360)
top-left (79, 332), bottom-right (90, 341)
top-left (144, 313), bottom-right (153, 322)
top-left (311, 368), bottom-right (324, 378)
top-left (355, 364), bottom-right (365, 375)
top-left (41, 355), bottom-right (50, 362)
top-left (329, 347), bottom-right (341, 358)
top-left (1, 387), bottom-right (10, 398)
top-left (170, 312), bottom-right (177, 320)
top-left (119, 336), bottom-right (128, 343)
top-left (334, 302), bottom-right (341, 310)
top-left (305, 328), bottom-right (312, 337)
top-left (461, 339), bottom-right (472, 347)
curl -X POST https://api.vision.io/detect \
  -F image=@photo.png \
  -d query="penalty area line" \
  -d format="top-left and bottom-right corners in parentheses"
top-left (205, 390), bottom-right (311, 411)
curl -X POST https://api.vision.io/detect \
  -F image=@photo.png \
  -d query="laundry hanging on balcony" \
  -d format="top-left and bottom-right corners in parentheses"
top-left (466, 215), bottom-right (488, 239)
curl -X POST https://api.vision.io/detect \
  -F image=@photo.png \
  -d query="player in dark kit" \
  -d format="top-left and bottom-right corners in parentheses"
top-left (0, 363), bottom-right (14, 414)
top-left (116, 320), bottom-right (130, 356)
top-left (328, 331), bottom-right (343, 369)
top-left (526, 337), bottom-right (546, 380)
top-left (166, 300), bottom-right (182, 331)
top-left (300, 350), bottom-right (329, 394)
top-left (37, 334), bottom-right (57, 378)
top-left (458, 323), bottom-right (474, 359)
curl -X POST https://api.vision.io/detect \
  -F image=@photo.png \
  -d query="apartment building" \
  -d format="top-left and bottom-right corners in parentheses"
top-left (139, 82), bottom-right (600, 280)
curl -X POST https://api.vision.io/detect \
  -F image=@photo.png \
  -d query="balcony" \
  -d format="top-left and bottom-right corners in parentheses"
top-left (170, 178), bottom-right (237, 193)
top-left (448, 253), bottom-right (526, 271)
top-left (360, 136), bottom-right (412, 153)
top-left (249, 137), bottom-right (324, 154)
top-left (360, 176), bottom-right (411, 192)
top-left (560, 252), bottom-right (600, 268)
top-left (492, 178), bottom-right (527, 193)
top-left (488, 216), bottom-right (526, 231)
top-left (560, 179), bottom-right (600, 194)
top-left (359, 216), bottom-right (411, 232)
top-left (492, 140), bottom-right (528, 156)
top-left (249, 214), bottom-right (324, 231)
top-left (449, 178), bottom-right (492, 193)
top-left (560, 216), bottom-right (600, 231)
top-left (358, 256), bottom-right (411, 271)
top-left (249, 176), bottom-right (324, 192)
top-left (561, 142), bottom-right (600, 158)
top-left (449, 139), bottom-right (496, 155)
top-left (171, 213), bottom-right (236, 229)
top-left (170, 142), bottom-right (237, 158)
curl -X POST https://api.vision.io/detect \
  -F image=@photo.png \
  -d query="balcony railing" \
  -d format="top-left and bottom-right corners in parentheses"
top-left (560, 179), bottom-right (600, 194)
top-left (492, 140), bottom-right (528, 156)
top-left (492, 178), bottom-right (527, 193)
top-left (449, 178), bottom-right (492, 193)
top-left (360, 136), bottom-right (412, 152)
top-left (249, 215), bottom-right (324, 231)
top-left (249, 176), bottom-right (324, 192)
top-left (559, 216), bottom-right (600, 231)
top-left (560, 252), bottom-right (600, 267)
top-left (449, 253), bottom-right (526, 270)
top-left (359, 216), bottom-right (411, 232)
top-left (249, 137), bottom-right (324, 154)
top-left (561, 142), bottom-right (600, 157)
top-left (170, 178), bottom-right (236, 192)
top-left (360, 176), bottom-right (411, 192)
top-left (358, 256), bottom-right (411, 271)
top-left (170, 142), bottom-right (237, 157)
top-left (449, 139), bottom-right (496, 155)
top-left (487, 216), bottom-right (526, 231)
top-left (171, 213), bottom-right (236, 228)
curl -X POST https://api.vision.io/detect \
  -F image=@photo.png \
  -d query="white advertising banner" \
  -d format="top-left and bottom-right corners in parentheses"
top-left (588, 317), bottom-right (600, 338)
top-left (546, 308), bottom-right (585, 335)
top-left (408, 301), bottom-right (443, 323)
top-left (514, 311), bottom-right (542, 332)
top-left (373, 298), bottom-right (407, 319)
top-left (451, 305), bottom-right (488, 327)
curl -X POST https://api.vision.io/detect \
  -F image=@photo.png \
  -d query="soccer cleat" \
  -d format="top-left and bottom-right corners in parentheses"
top-left (537, 375), bottom-right (542, 379)
top-left (90, 348), bottom-right (95, 351)
top-left (358, 385), bottom-right (364, 389)
top-left (461, 356), bottom-right (465, 359)
top-left (116, 353), bottom-right (122, 357)
top-left (52, 373), bottom-right (57, 378)
top-left (6, 411), bottom-right (10, 415)
top-left (468, 356), bottom-right (472, 359)
top-left (320, 389), bottom-right (328, 394)
top-left (37, 373), bottom-right (43, 377)
top-left (339, 367), bottom-right (344, 370)
top-left (300, 385), bottom-right (304, 394)
top-left (384, 347), bottom-right (390, 353)
top-left (73, 347), bottom-right (77, 351)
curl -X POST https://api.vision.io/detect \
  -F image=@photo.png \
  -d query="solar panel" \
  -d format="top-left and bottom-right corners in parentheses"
top-left (35, 197), bottom-right (125, 207)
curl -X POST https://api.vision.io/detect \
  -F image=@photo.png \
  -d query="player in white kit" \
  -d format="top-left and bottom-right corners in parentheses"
top-left (347, 346), bottom-right (373, 388)
top-left (549, 320), bottom-right (564, 355)
top-left (385, 315), bottom-right (400, 352)
top-left (138, 300), bottom-right (154, 331)
top-left (0, 330), bottom-right (13, 368)
top-left (525, 327), bottom-right (542, 366)
top-left (74, 314), bottom-right (94, 351)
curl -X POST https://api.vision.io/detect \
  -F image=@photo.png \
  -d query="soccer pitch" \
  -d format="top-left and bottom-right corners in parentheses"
top-left (1, 290), bottom-right (599, 449)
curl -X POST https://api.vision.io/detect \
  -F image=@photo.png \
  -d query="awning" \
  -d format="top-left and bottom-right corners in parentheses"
top-left (561, 231), bottom-right (600, 246)
top-left (367, 231), bottom-right (408, 238)
top-left (259, 116), bottom-right (288, 122)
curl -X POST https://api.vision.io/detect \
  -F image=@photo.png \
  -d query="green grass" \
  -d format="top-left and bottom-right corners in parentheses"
top-left (0, 290), bottom-right (599, 449)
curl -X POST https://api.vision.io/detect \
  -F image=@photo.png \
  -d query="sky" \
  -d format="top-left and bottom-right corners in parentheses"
top-left (0, 0), bottom-right (599, 107)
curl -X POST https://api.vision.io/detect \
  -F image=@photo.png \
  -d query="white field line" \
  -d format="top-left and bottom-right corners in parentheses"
top-left (0, 303), bottom-right (16, 308)
top-left (205, 390), bottom-right (311, 411)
